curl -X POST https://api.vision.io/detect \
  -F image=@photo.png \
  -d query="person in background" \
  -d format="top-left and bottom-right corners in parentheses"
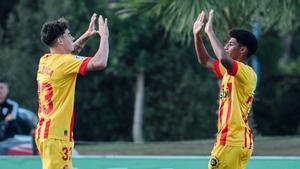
top-left (0, 79), bottom-right (21, 140)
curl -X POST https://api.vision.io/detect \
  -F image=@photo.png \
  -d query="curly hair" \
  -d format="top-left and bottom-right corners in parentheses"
top-left (229, 29), bottom-right (258, 58)
top-left (41, 18), bottom-right (69, 47)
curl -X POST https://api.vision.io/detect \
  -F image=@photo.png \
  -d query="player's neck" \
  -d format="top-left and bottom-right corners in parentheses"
top-left (49, 47), bottom-right (69, 54)
top-left (237, 55), bottom-right (248, 64)
top-left (238, 58), bottom-right (248, 64)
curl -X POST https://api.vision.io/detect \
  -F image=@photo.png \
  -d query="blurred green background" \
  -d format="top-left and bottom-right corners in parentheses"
top-left (0, 0), bottom-right (299, 142)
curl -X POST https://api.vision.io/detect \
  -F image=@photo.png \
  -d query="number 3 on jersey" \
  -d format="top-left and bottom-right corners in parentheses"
top-left (38, 82), bottom-right (54, 115)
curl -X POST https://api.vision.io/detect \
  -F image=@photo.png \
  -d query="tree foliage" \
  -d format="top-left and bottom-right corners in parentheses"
top-left (0, 0), bottom-right (299, 141)
top-left (114, 0), bottom-right (299, 43)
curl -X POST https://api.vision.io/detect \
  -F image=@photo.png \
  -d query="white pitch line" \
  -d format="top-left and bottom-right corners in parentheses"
top-left (73, 155), bottom-right (210, 159)
top-left (251, 156), bottom-right (300, 160)
top-left (73, 155), bottom-right (300, 160)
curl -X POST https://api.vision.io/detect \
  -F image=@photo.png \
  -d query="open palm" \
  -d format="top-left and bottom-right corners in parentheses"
top-left (193, 11), bottom-right (206, 35)
top-left (98, 15), bottom-right (109, 37)
top-left (204, 10), bottom-right (214, 33)
top-left (86, 13), bottom-right (97, 36)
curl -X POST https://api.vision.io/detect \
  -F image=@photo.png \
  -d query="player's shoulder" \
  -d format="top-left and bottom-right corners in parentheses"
top-left (41, 54), bottom-right (79, 64)
top-left (61, 54), bottom-right (87, 61)
top-left (237, 61), bottom-right (257, 82)
top-left (237, 62), bottom-right (256, 75)
top-left (40, 53), bottom-right (74, 58)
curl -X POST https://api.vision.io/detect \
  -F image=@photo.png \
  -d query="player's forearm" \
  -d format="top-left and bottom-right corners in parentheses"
top-left (206, 31), bottom-right (227, 61)
top-left (72, 32), bottom-right (91, 54)
top-left (194, 34), bottom-right (212, 67)
top-left (206, 31), bottom-right (234, 70)
top-left (90, 36), bottom-right (109, 70)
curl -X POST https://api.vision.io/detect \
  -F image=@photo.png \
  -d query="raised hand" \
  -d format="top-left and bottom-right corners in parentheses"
top-left (72, 13), bottom-right (97, 54)
top-left (204, 10), bottom-right (214, 33)
top-left (86, 13), bottom-right (97, 36)
top-left (97, 15), bottom-right (109, 38)
top-left (193, 11), bottom-right (206, 35)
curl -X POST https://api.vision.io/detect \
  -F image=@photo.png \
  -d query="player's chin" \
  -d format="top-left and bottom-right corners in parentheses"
top-left (229, 54), bottom-right (236, 60)
top-left (231, 55), bottom-right (239, 60)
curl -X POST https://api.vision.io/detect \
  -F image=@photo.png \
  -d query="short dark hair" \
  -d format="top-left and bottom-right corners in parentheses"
top-left (229, 29), bottom-right (258, 58)
top-left (0, 79), bottom-right (8, 84)
top-left (41, 18), bottom-right (69, 47)
top-left (0, 79), bottom-right (9, 88)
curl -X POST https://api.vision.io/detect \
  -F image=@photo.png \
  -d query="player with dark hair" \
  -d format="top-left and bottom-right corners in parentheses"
top-left (35, 13), bottom-right (109, 169)
top-left (193, 10), bottom-right (258, 169)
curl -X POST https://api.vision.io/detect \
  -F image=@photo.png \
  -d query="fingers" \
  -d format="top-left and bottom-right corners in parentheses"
top-left (208, 9), bottom-right (214, 22)
top-left (200, 11), bottom-right (205, 22)
top-left (196, 11), bottom-right (206, 26)
top-left (97, 15), bottom-right (108, 36)
top-left (98, 15), bottom-right (108, 29)
top-left (91, 13), bottom-right (97, 22)
top-left (88, 13), bottom-right (97, 32)
top-left (89, 13), bottom-right (97, 27)
top-left (196, 10), bottom-right (213, 23)
top-left (98, 15), bottom-right (104, 26)
top-left (196, 12), bottom-right (202, 21)
top-left (196, 10), bottom-right (205, 21)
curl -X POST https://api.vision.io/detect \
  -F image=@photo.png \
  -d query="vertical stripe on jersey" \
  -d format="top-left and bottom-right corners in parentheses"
top-left (246, 96), bottom-right (253, 104)
top-left (69, 111), bottom-right (75, 142)
top-left (37, 118), bottom-right (44, 139)
top-left (218, 100), bottom-right (225, 132)
top-left (220, 83), bottom-right (232, 145)
top-left (218, 85), bottom-right (225, 133)
top-left (249, 130), bottom-right (253, 149)
top-left (217, 85), bottom-right (225, 145)
top-left (244, 127), bottom-right (247, 148)
top-left (43, 119), bottom-right (51, 139)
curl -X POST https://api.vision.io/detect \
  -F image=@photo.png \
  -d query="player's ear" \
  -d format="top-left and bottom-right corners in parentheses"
top-left (240, 46), bottom-right (248, 56)
top-left (55, 37), bottom-right (63, 46)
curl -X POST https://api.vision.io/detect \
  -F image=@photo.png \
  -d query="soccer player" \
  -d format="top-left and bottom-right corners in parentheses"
top-left (35, 13), bottom-right (109, 169)
top-left (193, 10), bottom-right (258, 169)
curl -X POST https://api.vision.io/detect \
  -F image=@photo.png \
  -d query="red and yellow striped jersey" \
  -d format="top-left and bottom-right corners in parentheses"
top-left (35, 53), bottom-right (91, 141)
top-left (213, 60), bottom-right (257, 149)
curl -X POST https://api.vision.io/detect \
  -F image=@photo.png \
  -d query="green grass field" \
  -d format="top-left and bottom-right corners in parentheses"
top-left (1, 155), bottom-right (299, 169)
top-left (76, 136), bottom-right (300, 156)
top-left (0, 136), bottom-right (299, 169)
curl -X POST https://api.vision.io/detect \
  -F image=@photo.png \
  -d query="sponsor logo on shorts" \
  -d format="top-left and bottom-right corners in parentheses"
top-left (209, 156), bottom-right (219, 168)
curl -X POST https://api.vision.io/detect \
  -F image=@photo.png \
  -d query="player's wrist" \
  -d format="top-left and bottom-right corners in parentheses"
top-left (84, 31), bottom-right (94, 38)
top-left (99, 33), bottom-right (109, 38)
top-left (193, 31), bottom-right (200, 36)
top-left (205, 29), bottom-right (214, 34)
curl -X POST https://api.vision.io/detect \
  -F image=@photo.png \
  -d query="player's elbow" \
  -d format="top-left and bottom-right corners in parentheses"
top-left (198, 59), bottom-right (206, 65)
top-left (198, 58), bottom-right (209, 67)
top-left (94, 62), bottom-right (107, 70)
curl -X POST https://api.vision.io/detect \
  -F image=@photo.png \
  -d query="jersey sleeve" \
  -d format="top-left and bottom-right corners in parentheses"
top-left (212, 60), bottom-right (226, 78)
top-left (62, 54), bottom-right (92, 76)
